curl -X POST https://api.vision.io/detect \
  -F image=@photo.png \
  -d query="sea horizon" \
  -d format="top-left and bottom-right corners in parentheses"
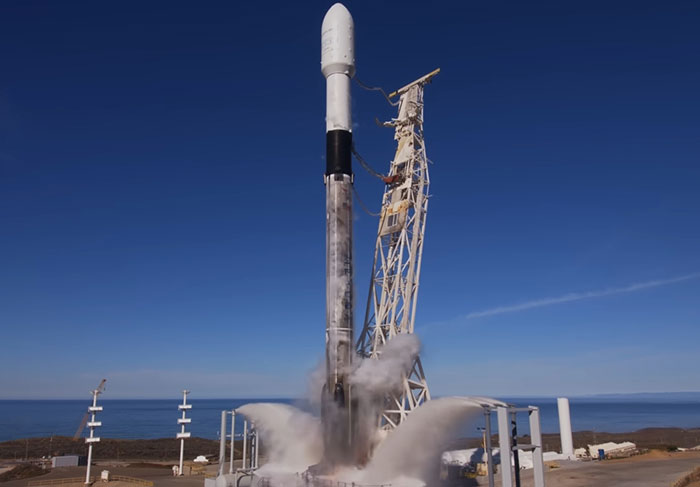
top-left (3, 391), bottom-right (700, 401)
top-left (1, 394), bottom-right (699, 443)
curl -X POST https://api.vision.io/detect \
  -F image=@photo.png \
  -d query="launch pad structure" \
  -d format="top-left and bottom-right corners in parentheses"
top-left (357, 68), bottom-right (440, 430)
top-left (222, 4), bottom-right (549, 487)
top-left (320, 0), bottom-right (440, 463)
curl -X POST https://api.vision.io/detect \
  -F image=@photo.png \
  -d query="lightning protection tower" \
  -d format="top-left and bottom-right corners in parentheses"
top-left (83, 381), bottom-right (105, 484)
top-left (176, 390), bottom-right (192, 476)
top-left (357, 69), bottom-right (439, 429)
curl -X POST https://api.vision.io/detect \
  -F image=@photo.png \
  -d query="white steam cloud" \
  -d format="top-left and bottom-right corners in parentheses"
top-left (236, 335), bottom-right (503, 487)
top-left (350, 334), bottom-right (421, 395)
top-left (360, 397), bottom-right (488, 485)
top-left (235, 403), bottom-right (322, 473)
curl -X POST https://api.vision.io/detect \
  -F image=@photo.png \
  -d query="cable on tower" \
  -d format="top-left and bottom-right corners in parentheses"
top-left (352, 184), bottom-right (381, 217)
top-left (354, 76), bottom-right (399, 106)
top-left (351, 143), bottom-right (385, 180)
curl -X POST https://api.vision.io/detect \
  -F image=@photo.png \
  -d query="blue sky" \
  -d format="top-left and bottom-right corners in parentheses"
top-left (1, 1), bottom-right (698, 399)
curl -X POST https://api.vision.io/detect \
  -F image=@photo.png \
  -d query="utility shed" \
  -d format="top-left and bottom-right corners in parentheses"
top-left (51, 455), bottom-right (87, 467)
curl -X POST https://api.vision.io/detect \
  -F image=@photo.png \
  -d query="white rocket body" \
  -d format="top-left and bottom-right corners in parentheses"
top-left (322, 3), bottom-right (355, 132)
top-left (321, 2), bottom-right (356, 466)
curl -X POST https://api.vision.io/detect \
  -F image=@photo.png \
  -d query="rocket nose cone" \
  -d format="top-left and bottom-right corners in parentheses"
top-left (323, 3), bottom-right (353, 26)
top-left (321, 3), bottom-right (355, 77)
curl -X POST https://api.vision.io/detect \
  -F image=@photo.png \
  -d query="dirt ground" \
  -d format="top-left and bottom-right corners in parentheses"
top-left (446, 427), bottom-right (700, 452)
top-left (0, 463), bottom-right (220, 487)
top-left (3, 433), bottom-right (700, 487)
top-left (4, 428), bottom-right (699, 465)
top-left (475, 450), bottom-right (700, 487)
top-left (0, 437), bottom-right (237, 462)
top-left (1, 452), bottom-right (699, 487)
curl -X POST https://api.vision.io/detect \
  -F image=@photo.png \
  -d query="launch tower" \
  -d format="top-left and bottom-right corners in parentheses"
top-left (356, 69), bottom-right (439, 430)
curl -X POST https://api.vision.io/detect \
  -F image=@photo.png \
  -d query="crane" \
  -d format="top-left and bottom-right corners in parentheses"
top-left (73, 379), bottom-right (106, 440)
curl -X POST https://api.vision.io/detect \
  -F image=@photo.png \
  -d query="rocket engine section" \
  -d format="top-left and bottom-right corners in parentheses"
top-left (321, 2), bottom-right (356, 467)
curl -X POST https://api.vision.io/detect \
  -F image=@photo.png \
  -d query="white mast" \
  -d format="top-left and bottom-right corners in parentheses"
top-left (229, 410), bottom-right (236, 474)
top-left (176, 390), bottom-right (191, 476)
top-left (83, 382), bottom-right (104, 485)
top-left (357, 69), bottom-right (439, 429)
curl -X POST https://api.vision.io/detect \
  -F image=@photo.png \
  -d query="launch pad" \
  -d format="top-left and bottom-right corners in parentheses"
top-left (319, 4), bottom-right (443, 469)
top-left (225, 4), bottom-right (548, 487)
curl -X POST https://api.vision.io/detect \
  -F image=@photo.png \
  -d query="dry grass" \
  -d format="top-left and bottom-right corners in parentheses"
top-left (0, 463), bottom-right (47, 482)
top-left (672, 466), bottom-right (700, 487)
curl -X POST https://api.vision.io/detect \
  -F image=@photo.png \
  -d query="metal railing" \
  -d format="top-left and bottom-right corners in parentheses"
top-left (28, 477), bottom-right (94, 486)
top-left (27, 475), bottom-right (153, 487)
top-left (110, 475), bottom-right (154, 486)
top-left (256, 476), bottom-right (391, 487)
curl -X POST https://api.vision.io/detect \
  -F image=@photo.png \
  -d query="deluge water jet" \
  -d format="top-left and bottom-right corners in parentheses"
top-left (236, 404), bottom-right (322, 474)
top-left (236, 396), bottom-right (507, 487)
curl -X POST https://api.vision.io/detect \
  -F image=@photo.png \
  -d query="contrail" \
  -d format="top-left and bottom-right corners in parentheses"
top-left (464, 272), bottom-right (700, 320)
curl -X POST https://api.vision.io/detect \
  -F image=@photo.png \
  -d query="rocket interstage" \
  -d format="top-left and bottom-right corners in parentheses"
top-left (321, 2), bottom-right (355, 466)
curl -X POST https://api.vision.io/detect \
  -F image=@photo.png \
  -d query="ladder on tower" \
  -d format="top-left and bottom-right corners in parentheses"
top-left (357, 68), bottom-right (439, 430)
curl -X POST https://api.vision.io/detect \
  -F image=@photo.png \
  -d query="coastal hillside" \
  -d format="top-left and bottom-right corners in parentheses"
top-left (0, 436), bottom-right (243, 461)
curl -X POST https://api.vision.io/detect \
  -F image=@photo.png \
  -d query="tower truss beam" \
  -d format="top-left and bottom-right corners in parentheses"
top-left (357, 69), bottom-right (439, 430)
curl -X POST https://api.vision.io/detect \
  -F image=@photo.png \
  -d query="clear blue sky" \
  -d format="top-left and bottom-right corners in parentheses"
top-left (1, 1), bottom-right (698, 399)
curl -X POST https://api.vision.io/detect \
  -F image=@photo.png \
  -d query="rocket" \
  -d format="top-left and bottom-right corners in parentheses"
top-left (321, 2), bottom-right (355, 464)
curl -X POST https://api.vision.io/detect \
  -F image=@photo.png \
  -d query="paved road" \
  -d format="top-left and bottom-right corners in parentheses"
top-left (3, 453), bottom-right (700, 487)
top-left (0, 465), bottom-right (210, 487)
top-left (498, 453), bottom-right (700, 487)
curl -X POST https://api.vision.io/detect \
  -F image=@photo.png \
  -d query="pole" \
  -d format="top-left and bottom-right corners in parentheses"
top-left (497, 407), bottom-right (512, 487)
top-left (254, 426), bottom-right (260, 468)
top-left (485, 410), bottom-right (494, 487)
top-left (229, 411), bottom-right (236, 474)
top-left (179, 438), bottom-right (184, 476)
top-left (529, 408), bottom-right (545, 487)
top-left (218, 410), bottom-right (227, 476)
top-left (177, 390), bottom-right (190, 476)
top-left (250, 423), bottom-right (256, 469)
top-left (511, 411), bottom-right (521, 487)
top-left (84, 389), bottom-right (99, 485)
top-left (510, 411), bottom-right (520, 487)
top-left (242, 420), bottom-right (248, 470)
top-left (85, 443), bottom-right (93, 485)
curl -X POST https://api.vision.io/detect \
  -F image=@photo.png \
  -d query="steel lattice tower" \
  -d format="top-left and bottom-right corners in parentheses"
top-left (357, 69), bottom-right (439, 430)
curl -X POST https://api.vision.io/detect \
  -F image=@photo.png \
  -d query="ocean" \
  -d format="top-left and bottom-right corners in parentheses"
top-left (0, 397), bottom-right (698, 443)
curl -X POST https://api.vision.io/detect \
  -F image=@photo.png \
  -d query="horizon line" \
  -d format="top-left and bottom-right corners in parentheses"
top-left (3, 391), bottom-right (700, 401)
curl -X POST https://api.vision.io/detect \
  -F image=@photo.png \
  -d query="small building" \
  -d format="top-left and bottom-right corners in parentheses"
top-left (587, 442), bottom-right (637, 459)
top-left (51, 455), bottom-right (87, 467)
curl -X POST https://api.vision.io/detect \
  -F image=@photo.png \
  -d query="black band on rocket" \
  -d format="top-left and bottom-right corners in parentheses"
top-left (326, 130), bottom-right (352, 176)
